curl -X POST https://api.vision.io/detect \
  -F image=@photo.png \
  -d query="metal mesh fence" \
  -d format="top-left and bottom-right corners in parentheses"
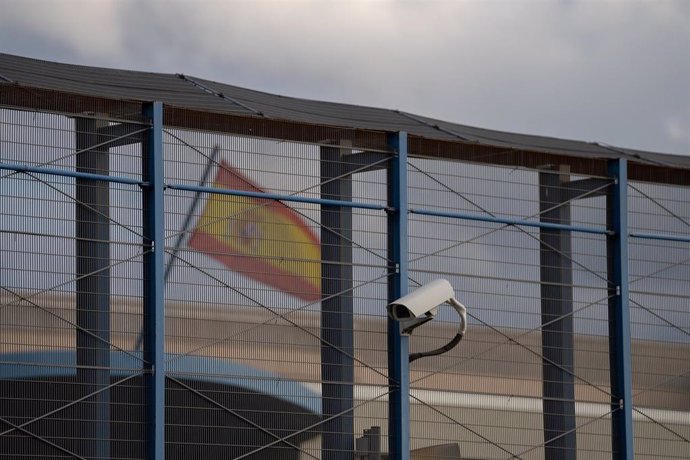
top-left (628, 181), bottom-right (690, 460)
top-left (406, 159), bottom-right (616, 459)
top-left (158, 129), bottom-right (391, 459)
top-left (1, 108), bottom-right (148, 459)
top-left (1, 102), bottom-right (688, 460)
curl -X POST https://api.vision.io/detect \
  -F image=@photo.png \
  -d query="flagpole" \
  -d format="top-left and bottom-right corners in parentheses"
top-left (162, 145), bottom-right (220, 283)
top-left (135, 145), bottom-right (220, 350)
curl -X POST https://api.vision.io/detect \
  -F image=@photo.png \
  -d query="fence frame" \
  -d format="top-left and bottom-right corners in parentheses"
top-left (2, 100), bottom-right (688, 460)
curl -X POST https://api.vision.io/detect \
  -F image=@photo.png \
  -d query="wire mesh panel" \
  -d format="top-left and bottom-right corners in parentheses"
top-left (159, 128), bottom-right (391, 459)
top-left (1, 97), bottom-right (688, 460)
top-left (0, 108), bottom-right (148, 459)
top-left (407, 158), bottom-right (618, 459)
top-left (628, 181), bottom-right (690, 460)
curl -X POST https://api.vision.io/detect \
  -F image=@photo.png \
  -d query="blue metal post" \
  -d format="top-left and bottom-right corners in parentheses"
top-left (387, 132), bottom-right (410, 460)
top-left (142, 101), bottom-right (165, 460)
top-left (607, 159), bottom-right (634, 460)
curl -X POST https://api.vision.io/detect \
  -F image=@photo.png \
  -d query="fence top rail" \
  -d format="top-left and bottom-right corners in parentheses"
top-left (1, 53), bottom-right (689, 186)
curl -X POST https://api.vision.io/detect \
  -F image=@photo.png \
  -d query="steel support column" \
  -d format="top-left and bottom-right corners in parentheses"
top-left (606, 159), bottom-right (634, 460)
top-left (387, 132), bottom-right (409, 460)
top-left (74, 115), bottom-right (111, 460)
top-left (142, 101), bottom-right (165, 460)
top-left (539, 167), bottom-right (576, 460)
top-left (320, 141), bottom-right (354, 459)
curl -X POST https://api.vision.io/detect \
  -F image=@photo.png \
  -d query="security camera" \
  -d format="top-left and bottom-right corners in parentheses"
top-left (387, 279), bottom-right (468, 360)
top-left (387, 279), bottom-right (456, 321)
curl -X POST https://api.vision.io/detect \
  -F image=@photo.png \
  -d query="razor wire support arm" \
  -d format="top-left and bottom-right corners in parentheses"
top-left (408, 299), bottom-right (467, 363)
top-left (387, 132), bottom-right (410, 460)
top-left (142, 101), bottom-right (165, 460)
top-left (607, 159), bottom-right (634, 460)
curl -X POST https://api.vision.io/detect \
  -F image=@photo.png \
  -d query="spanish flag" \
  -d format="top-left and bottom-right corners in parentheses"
top-left (188, 162), bottom-right (321, 301)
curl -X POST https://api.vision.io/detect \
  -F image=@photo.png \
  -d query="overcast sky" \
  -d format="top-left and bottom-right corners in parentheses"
top-left (1, 0), bottom-right (688, 155)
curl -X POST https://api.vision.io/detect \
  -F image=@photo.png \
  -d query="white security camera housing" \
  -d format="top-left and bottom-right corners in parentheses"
top-left (387, 279), bottom-right (455, 320)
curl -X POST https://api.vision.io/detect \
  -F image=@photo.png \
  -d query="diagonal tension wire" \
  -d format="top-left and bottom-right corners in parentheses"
top-left (455, 309), bottom-right (613, 399)
top-left (406, 275), bottom-right (616, 400)
top-left (407, 160), bottom-right (612, 269)
top-left (23, 171), bottom-right (146, 240)
top-left (164, 252), bottom-right (393, 381)
top-left (405, 275), bottom-right (615, 457)
top-left (511, 406), bottom-right (619, 459)
top-left (0, 126), bottom-right (150, 180)
top-left (409, 293), bottom-right (615, 387)
top-left (630, 254), bottom-right (690, 285)
top-left (2, 286), bottom-right (146, 367)
top-left (632, 406), bottom-right (690, 443)
top-left (162, 146), bottom-right (616, 453)
top-left (407, 274), bottom-right (617, 447)
top-left (236, 383), bottom-right (517, 460)
top-left (163, 249), bottom-right (394, 384)
top-left (632, 369), bottom-right (690, 400)
top-left (236, 382), bottom-right (523, 460)
top-left (407, 161), bottom-right (615, 287)
top-left (1, 248), bottom-right (151, 365)
top-left (408, 392), bottom-right (522, 459)
top-left (628, 182), bottom-right (690, 227)
top-left (629, 297), bottom-right (690, 339)
top-left (0, 373), bottom-right (140, 438)
top-left (166, 189), bottom-right (389, 271)
top-left (161, 135), bottom-right (608, 394)
top-left (161, 130), bottom-right (387, 220)
top-left (162, 132), bottom-right (392, 264)
top-left (409, 160), bottom-right (612, 227)
top-left (0, 246), bottom-right (149, 310)
top-left (0, 415), bottom-right (88, 460)
top-left (166, 376), bottom-right (319, 460)
top-left (233, 387), bottom-right (392, 460)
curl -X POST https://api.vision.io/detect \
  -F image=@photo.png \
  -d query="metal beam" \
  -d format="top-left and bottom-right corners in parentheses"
top-left (142, 101), bottom-right (165, 460)
top-left (409, 207), bottom-right (610, 235)
top-left (539, 166), bottom-right (576, 460)
top-left (320, 140), bottom-right (355, 460)
top-left (387, 132), bottom-right (410, 460)
top-left (74, 115), bottom-right (111, 460)
top-left (167, 182), bottom-right (387, 210)
top-left (607, 159), bottom-right (634, 460)
top-left (96, 122), bottom-right (147, 148)
top-left (559, 177), bottom-right (611, 201)
top-left (629, 232), bottom-right (690, 243)
top-left (0, 162), bottom-right (145, 185)
top-left (342, 151), bottom-right (389, 174)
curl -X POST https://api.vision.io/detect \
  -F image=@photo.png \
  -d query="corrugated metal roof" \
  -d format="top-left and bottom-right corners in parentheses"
top-left (1, 52), bottom-right (688, 170)
top-left (0, 53), bottom-right (254, 115)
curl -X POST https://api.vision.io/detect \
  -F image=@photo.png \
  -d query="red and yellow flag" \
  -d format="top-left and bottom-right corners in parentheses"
top-left (188, 162), bottom-right (321, 301)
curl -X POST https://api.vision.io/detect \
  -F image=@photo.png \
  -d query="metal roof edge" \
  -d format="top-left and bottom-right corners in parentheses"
top-left (1, 52), bottom-right (688, 176)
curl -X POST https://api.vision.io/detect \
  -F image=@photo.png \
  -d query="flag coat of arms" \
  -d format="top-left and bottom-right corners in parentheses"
top-left (188, 162), bottom-right (321, 301)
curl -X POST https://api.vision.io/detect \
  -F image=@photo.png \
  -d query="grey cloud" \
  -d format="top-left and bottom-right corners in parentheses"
top-left (0, 0), bottom-right (688, 154)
